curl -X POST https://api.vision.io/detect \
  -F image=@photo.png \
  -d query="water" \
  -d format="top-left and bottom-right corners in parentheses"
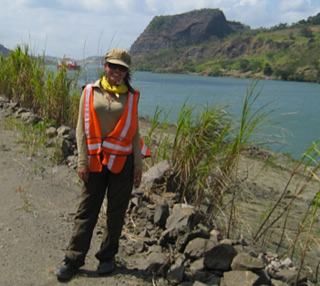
top-left (67, 65), bottom-right (320, 159)
top-left (131, 72), bottom-right (320, 159)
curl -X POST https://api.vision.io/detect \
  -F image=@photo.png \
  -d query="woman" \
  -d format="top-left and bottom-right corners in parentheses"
top-left (55, 48), bottom-right (150, 280)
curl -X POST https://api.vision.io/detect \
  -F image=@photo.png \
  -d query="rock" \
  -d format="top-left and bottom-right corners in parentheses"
top-left (154, 202), bottom-right (169, 228)
top-left (141, 160), bottom-right (170, 188)
top-left (66, 155), bottom-right (77, 169)
top-left (254, 269), bottom-right (272, 285)
top-left (231, 252), bottom-right (265, 271)
top-left (189, 258), bottom-right (205, 273)
top-left (191, 281), bottom-right (208, 286)
top-left (130, 196), bottom-right (141, 208)
top-left (210, 229), bottom-right (222, 241)
top-left (184, 237), bottom-right (217, 260)
top-left (177, 283), bottom-right (193, 286)
top-left (20, 111), bottom-right (37, 123)
top-left (0, 95), bottom-right (8, 105)
top-left (147, 244), bottom-right (163, 254)
top-left (130, 9), bottom-right (247, 56)
top-left (160, 227), bottom-right (181, 244)
top-left (204, 244), bottom-right (237, 271)
top-left (269, 268), bottom-right (308, 286)
top-left (62, 138), bottom-right (73, 156)
top-left (176, 228), bottom-right (211, 253)
top-left (132, 240), bottom-right (145, 253)
top-left (65, 129), bottom-right (76, 141)
top-left (270, 279), bottom-right (291, 286)
top-left (6, 101), bottom-right (19, 114)
top-left (281, 258), bottom-right (294, 269)
top-left (15, 107), bottom-right (29, 116)
top-left (221, 270), bottom-right (260, 286)
top-left (141, 252), bottom-right (169, 275)
top-left (45, 126), bottom-right (57, 138)
top-left (165, 203), bottom-right (196, 231)
top-left (205, 275), bottom-right (221, 286)
top-left (166, 254), bottom-right (186, 284)
top-left (57, 125), bottom-right (71, 137)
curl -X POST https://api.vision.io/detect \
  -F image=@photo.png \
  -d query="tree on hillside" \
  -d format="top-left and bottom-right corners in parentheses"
top-left (299, 27), bottom-right (314, 38)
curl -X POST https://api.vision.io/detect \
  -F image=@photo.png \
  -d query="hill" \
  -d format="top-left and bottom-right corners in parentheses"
top-left (130, 9), bottom-right (320, 83)
top-left (130, 9), bottom-right (247, 56)
top-left (0, 44), bottom-right (10, 57)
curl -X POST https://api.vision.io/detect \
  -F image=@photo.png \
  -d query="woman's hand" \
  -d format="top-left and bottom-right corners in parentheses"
top-left (134, 168), bottom-right (142, 188)
top-left (78, 166), bottom-right (90, 183)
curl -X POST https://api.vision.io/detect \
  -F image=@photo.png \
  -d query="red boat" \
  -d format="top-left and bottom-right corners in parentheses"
top-left (57, 57), bottom-right (81, 70)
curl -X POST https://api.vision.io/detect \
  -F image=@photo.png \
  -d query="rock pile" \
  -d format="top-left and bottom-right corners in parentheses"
top-left (117, 161), bottom-right (309, 286)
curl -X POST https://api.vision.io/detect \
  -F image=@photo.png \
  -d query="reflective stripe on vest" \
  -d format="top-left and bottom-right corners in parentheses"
top-left (140, 137), bottom-right (151, 158)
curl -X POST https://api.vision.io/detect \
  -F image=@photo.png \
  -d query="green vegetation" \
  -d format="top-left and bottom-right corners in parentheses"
top-left (132, 18), bottom-right (320, 83)
top-left (0, 45), bottom-right (82, 163)
top-left (0, 44), bottom-right (81, 128)
top-left (146, 80), bottom-right (281, 222)
top-left (5, 117), bottom-right (64, 164)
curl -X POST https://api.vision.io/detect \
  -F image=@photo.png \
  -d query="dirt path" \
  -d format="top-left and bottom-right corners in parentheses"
top-left (0, 111), bottom-right (166, 286)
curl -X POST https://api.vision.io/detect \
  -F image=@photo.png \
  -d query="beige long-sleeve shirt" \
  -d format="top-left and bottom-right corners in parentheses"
top-left (76, 79), bottom-right (143, 171)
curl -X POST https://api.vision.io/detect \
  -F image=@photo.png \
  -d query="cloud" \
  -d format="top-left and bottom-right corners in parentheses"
top-left (277, 0), bottom-right (319, 25)
top-left (236, 0), bottom-right (259, 6)
top-left (279, 0), bottom-right (310, 12)
top-left (1, 0), bottom-right (319, 59)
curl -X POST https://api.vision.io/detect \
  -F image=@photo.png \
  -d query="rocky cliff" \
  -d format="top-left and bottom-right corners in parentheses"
top-left (130, 9), bottom-right (247, 57)
top-left (0, 44), bottom-right (10, 57)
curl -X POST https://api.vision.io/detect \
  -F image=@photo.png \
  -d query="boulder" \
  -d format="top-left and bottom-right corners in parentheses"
top-left (141, 252), bottom-right (169, 275)
top-left (154, 202), bottom-right (169, 228)
top-left (204, 244), bottom-right (237, 271)
top-left (176, 228), bottom-right (211, 253)
top-left (141, 160), bottom-right (170, 188)
top-left (231, 252), bottom-right (265, 271)
top-left (221, 270), bottom-right (260, 286)
top-left (184, 237), bottom-right (217, 260)
top-left (166, 254), bottom-right (186, 284)
top-left (165, 203), bottom-right (196, 231)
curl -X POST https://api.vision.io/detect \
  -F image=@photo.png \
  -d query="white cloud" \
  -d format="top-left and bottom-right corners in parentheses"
top-left (1, 0), bottom-right (319, 58)
top-left (279, 0), bottom-right (310, 12)
top-left (236, 0), bottom-right (259, 6)
top-left (277, 0), bottom-right (319, 25)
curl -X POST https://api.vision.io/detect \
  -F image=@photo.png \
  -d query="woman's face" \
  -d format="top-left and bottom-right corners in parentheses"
top-left (105, 62), bottom-right (128, 86)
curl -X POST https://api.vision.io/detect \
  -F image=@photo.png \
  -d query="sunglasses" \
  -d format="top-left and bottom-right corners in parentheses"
top-left (107, 62), bottom-right (128, 72)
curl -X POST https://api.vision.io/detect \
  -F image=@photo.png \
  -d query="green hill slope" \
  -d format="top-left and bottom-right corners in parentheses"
top-left (130, 10), bottom-right (320, 83)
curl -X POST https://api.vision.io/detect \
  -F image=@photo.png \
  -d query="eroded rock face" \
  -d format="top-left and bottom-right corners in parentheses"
top-left (130, 9), bottom-right (246, 56)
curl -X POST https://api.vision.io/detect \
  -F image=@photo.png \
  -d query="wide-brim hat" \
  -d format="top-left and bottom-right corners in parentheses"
top-left (105, 48), bottom-right (131, 69)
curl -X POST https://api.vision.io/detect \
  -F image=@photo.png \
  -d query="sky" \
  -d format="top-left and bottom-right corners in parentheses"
top-left (0, 0), bottom-right (319, 60)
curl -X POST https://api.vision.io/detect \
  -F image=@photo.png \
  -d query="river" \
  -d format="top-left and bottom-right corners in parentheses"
top-left (72, 66), bottom-right (320, 160)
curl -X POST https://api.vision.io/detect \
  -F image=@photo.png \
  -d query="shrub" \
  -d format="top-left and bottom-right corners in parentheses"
top-left (0, 44), bottom-right (81, 128)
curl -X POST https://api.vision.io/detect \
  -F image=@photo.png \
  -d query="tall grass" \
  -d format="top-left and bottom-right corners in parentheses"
top-left (252, 141), bottom-right (320, 284)
top-left (0, 44), bottom-right (81, 128)
top-left (147, 80), bottom-right (320, 282)
top-left (148, 80), bottom-right (278, 226)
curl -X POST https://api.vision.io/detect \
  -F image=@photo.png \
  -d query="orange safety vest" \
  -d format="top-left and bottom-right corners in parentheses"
top-left (83, 84), bottom-right (150, 173)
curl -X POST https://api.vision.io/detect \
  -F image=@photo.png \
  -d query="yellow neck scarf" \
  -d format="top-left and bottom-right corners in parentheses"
top-left (101, 76), bottom-right (128, 98)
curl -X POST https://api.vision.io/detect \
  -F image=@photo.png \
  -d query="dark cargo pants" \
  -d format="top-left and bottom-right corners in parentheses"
top-left (65, 154), bottom-right (134, 267)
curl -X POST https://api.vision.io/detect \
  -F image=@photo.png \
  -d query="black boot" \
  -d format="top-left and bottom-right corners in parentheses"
top-left (97, 256), bottom-right (115, 274)
top-left (55, 258), bottom-right (79, 280)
